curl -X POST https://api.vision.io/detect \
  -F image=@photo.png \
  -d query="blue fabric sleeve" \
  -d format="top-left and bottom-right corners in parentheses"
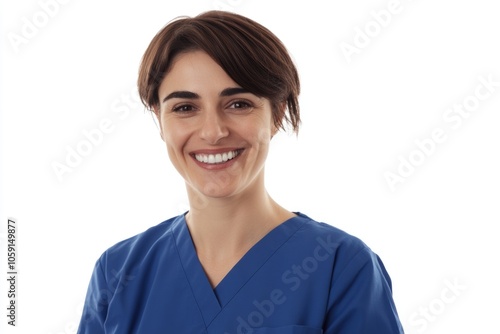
top-left (77, 257), bottom-right (108, 334)
top-left (323, 247), bottom-right (405, 333)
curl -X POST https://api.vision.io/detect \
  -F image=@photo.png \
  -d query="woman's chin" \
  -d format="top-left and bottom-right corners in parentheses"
top-left (186, 183), bottom-right (239, 208)
top-left (200, 185), bottom-right (237, 199)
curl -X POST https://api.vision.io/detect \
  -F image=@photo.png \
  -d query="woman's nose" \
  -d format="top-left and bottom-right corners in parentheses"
top-left (199, 109), bottom-right (229, 144)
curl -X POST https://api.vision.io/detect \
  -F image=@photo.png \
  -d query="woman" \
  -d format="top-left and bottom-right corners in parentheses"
top-left (77, 10), bottom-right (404, 333)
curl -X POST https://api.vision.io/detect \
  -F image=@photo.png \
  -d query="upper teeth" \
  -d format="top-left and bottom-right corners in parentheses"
top-left (195, 150), bottom-right (240, 164)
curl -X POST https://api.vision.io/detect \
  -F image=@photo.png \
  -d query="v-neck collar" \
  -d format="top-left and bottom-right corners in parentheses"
top-left (171, 212), bottom-right (308, 327)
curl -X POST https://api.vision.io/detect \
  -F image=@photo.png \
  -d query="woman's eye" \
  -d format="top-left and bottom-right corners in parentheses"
top-left (229, 101), bottom-right (252, 110)
top-left (172, 105), bottom-right (195, 113)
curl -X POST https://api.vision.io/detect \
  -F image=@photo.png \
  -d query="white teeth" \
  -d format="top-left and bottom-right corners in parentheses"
top-left (195, 150), bottom-right (240, 165)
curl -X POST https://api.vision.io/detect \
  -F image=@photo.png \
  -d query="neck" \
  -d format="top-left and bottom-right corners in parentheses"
top-left (184, 178), bottom-right (293, 261)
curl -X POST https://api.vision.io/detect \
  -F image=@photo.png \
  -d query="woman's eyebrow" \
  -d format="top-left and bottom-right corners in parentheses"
top-left (163, 91), bottom-right (199, 103)
top-left (219, 87), bottom-right (249, 97)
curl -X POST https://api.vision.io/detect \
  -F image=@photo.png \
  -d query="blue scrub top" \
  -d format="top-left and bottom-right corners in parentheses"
top-left (77, 213), bottom-right (404, 333)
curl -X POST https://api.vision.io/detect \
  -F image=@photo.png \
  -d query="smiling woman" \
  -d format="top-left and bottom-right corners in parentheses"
top-left (77, 10), bottom-right (405, 334)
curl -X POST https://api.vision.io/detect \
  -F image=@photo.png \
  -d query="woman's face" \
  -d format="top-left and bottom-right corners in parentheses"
top-left (155, 51), bottom-right (276, 200)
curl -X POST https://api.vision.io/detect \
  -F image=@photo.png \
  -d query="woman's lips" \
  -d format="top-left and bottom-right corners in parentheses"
top-left (190, 148), bottom-right (244, 169)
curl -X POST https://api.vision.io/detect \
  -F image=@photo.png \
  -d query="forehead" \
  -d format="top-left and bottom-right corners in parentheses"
top-left (159, 51), bottom-right (239, 95)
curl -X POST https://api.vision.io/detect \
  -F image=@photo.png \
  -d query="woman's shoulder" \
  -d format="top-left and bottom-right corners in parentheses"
top-left (292, 212), bottom-right (376, 265)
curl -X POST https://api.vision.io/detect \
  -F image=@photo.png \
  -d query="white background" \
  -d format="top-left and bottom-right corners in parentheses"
top-left (1, 0), bottom-right (499, 333)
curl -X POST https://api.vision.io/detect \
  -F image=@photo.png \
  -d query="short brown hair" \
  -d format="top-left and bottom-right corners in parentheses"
top-left (137, 10), bottom-right (301, 133)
